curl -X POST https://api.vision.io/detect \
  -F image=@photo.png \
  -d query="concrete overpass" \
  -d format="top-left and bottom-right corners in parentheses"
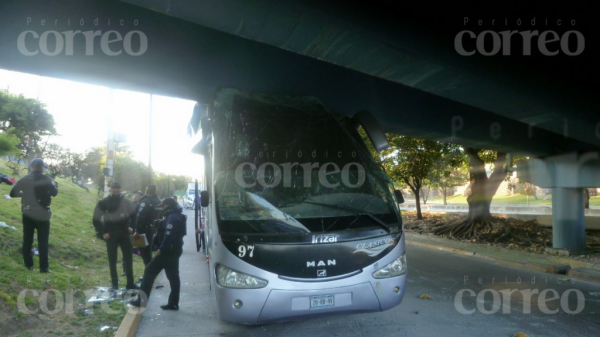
top-left (0, 0), bottom-right (598, 249)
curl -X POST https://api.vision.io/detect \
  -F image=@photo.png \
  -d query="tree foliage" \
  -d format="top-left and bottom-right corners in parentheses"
top-left (0, 91), bottom-right (56, 160)
top-left (359, 128), bottom-right (465, 219)
top-left (114, 152), bottom-right (151, 193)
top-left (427, 151), bottom-right (469, 205)
top-left (0, 132), bottom-right (20, 157)
top-left (43, 143), bottom-right (102, 191)
top-left (385, 136), bottom-right (464, 219)
top-left (153, 173), bottom-right (192, 198)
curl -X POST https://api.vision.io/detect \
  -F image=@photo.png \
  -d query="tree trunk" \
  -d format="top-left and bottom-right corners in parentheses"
top-left (433, 149), bottom-right (508, 239)
top-left (466, 190), bottom-right (492, 222)
top-left (413, 187), bottom-right (422, 220)
top-left (584, 188), bottom-right (590, 209)
top-left (442, 188), bottom-right (447, 205)
top-left (465, 149), bottom-right (495, 221)
top-left (420, 187), bottom-right (429, 205)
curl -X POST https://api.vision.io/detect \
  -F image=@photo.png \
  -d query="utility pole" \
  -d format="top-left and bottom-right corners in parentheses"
top-left (104, 89), bottom-right (116, 198)
top-left (148, 94), bottom-right (153, 184)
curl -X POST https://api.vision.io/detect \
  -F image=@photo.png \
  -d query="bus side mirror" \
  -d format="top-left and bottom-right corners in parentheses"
top-left (192, 135), bottom-right (211, 156)
top-left (394, 189), bottom-right (405, 204)
top-left (200, 190), bottom-right (209, 207)
top-left (352, 110), bottom-right (389, 152)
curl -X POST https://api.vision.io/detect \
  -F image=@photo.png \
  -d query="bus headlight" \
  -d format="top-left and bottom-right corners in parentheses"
top-left (216, 264), bottom-right (268, 289)
top-left (372, 253), bottom-right (407, 279)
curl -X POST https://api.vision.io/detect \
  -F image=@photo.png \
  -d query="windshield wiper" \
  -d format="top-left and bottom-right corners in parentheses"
top-left (302, 200), bottom-right (392, 233)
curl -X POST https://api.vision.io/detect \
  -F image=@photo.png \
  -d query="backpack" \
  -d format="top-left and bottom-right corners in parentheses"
top-left (179, 213), bottom-right (187, 236)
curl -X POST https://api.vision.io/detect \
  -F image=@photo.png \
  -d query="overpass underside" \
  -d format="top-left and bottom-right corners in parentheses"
top-left (0, 0), bottom-right (598, 250)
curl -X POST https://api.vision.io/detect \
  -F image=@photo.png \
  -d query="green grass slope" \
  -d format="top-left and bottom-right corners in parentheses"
top-left (0, 161), bottom-right (146, 336)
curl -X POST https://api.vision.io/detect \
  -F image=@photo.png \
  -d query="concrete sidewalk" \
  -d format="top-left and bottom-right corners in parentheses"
top-left (134, 207), bottom-right (217, 337)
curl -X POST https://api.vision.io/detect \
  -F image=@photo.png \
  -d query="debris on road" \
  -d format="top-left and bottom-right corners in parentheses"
top-left (87, 287), bottom-right (137, 304)
top-left (0, 221), bottom-right (16, 230)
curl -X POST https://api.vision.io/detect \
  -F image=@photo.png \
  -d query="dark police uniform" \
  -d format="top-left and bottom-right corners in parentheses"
top-left (134, 193), bottom-right (161, 265)
top-left (134, 199), bottom-right (185, 309)
top-left (9, 164), bottom-right (58, 272)
top-left (93, 192), bottom-right (137, 288)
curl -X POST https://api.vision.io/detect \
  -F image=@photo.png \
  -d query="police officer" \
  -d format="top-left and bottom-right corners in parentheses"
top-left (9, 158), bottom-right (58, 273)
top-left (131, 198), bottom-right (185, 310)
top-left (92, 182), bottom-right (138, 290)
top-left (133, 185), bottom-right (161, 266)
top-left (122, 190), bottom-right (143, 276)
top-left (129, 190), bottom-right (144, 235)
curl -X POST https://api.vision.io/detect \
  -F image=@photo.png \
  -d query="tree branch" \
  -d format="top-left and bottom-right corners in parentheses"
top-left (465, 147), bottom-right (484, 168)
top-left (402, 177), bottom-right (417, 193)
top-left (489, 152), bottom-right (508, 184)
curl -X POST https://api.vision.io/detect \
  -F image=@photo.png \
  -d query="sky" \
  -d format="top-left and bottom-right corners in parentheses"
top-left (0, 68), bottom-right (204, 180)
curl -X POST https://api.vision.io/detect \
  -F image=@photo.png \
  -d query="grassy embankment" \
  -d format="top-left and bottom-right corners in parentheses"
top-left (0, 160), bottom-right (146, 336)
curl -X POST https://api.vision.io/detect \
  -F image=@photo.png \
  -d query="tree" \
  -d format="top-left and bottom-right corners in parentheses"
top-left (43, 143), bottom-right (65, 178)
top-left (82, 147), bottom-right (104, 182)
top-left (584, 188), bottom-right (590, 209)
top-left (433, 148), bottom-right (517, 241)
top-left (0, 132), bottom-right (20, 157)
top-left (0, 91), bottom-right (56, 160)
top-left (114, 151), bottom-right (151, 193)
top-left (420, 185), bottom-right (430, 205)
top-left (41, 144), bottom-right (107, 192)
top-left (170, 175), bottom-right (191, 196)
top-left (427, 152), bottom-right (469, 205)
top-left (521, 182), bottom-right (538, 200)
top-left (382, 135), bottom-right (461, 220)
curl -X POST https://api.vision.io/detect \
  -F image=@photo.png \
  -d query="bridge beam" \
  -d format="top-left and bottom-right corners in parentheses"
top-left (517, 152), bottom-right (600, 251)
top-left (551, 188), bottom-right (586, 250)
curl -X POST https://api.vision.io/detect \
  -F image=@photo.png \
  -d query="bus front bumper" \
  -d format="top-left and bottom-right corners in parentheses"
top-left (214, 274), bottom-right (407, 324)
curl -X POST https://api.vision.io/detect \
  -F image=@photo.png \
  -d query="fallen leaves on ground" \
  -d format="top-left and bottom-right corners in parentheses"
top-left (403, 211), bottom-right (600, 258)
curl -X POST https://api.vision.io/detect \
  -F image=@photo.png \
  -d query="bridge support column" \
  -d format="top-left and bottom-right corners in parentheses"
top-left (551, 187), bottom-right (586, 250)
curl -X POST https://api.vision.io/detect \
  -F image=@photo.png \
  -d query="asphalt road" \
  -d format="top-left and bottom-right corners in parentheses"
top-left (135, 207), bottom-right (600, 337)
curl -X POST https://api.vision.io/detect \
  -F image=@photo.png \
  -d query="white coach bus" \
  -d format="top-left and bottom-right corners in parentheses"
top-left (189, 88), bottom-right (406, 324)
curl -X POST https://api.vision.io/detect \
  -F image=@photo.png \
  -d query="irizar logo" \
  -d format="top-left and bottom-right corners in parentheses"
top-left (307, 260), bottom-right (336, 267)
top-left (312, 234), bottom-right (338, 244)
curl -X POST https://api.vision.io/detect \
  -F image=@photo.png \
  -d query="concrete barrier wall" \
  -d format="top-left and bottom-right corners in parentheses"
top-left (400, 203), bottom-right (600, 230)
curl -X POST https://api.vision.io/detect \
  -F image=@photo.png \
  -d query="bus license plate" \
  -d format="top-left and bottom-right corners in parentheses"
top-left (310, 295), bottom-right (335, 310)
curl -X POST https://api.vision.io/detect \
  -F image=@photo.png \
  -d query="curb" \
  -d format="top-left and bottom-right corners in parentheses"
top-left (406, 238), bottom-right (573, 275)
top-left (567, 268), bottom-right (600, 284)
top-left (115, 308), bottom-right (143, 337)
top-left (115, 277), bottom-right (159, 337)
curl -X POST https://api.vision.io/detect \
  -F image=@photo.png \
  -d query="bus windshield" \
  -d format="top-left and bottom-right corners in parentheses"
top-left (212, 91), bottom-right (401, 235)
